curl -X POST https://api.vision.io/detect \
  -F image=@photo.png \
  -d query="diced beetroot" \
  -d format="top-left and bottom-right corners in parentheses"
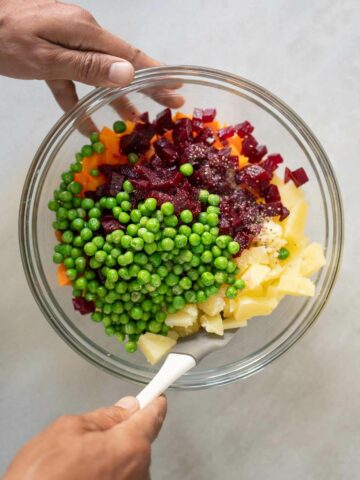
top-left (218, 126), bottom-right (235, 141)
top-left (193, 108), bottom-right (203, 121)
top-left (100, 215), bottom-right (125, 234)
top-left (202, 108), bottom-right (217, 123)
top-left (106, 172), bottom-right (124, 197)
top-left (235, 164), bottom-right (272, 191)
top-left (192, 119), bottom-right (204, 132)
top-left (139, 112), bottom-right (150, 123)
top-left (262, 184), bottom-right (281, 203)
top-left (242, 135), bottom-right (268, 163)
top-left (153, 138), bottom-right (178, 164)
top-left (261, 202), bottom-right (289, 221)
top-left (72, 297), bottom-right (95, 315)
top-left (284, 167), bottom-right (292, 184)
top-left (262, 154), bottom-right (283, 172)
top-left (234, 121), bottom-right (254, 137)
top-left (153, 108), bottom-right (174, 134)
top-left (131, 178), bottom-right (151, 191)
top-left (173, 118), bottom-right (193, 145)
top-left (194, 127), bottom-right (215, 145)
top-left (120, 122), bottom-right (155, 155)
top-left (84, 190), bottom-right (98, 200)
top-left (285, 167), bottom-right (309, 187)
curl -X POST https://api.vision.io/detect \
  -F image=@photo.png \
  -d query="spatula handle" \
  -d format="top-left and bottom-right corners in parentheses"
top-left (136, 353), bottom-right (196, 409)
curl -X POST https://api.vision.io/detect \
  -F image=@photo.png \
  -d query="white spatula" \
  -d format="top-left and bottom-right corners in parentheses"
top-left (136, 329), bottom-right (237, 408)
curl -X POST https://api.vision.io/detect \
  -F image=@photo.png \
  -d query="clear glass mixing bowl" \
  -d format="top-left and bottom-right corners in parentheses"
top-left (19, 66), bottom-right (343, 389)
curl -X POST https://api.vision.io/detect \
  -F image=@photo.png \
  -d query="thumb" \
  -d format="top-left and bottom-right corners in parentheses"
top-left (82, 396), bottom-right (139, 431)
top-left (49, 48), bottom-right (134, 87)
top-left (112, 396), bottom-right (167, 443)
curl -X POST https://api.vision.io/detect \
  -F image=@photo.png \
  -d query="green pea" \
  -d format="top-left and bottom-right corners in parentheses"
top-left (84, 242), bottom-right (97, 256)
top-left (67, 181), bottom-right (82, 195)
top-left (199, 189), bottom-right (209, 203)
top-left (113, 120), bottom-right (127, 133)
top-left (61, 230), bottom-right (74, 244)
top-left (226, 285), bottom-right (238, 299)
top-left (278, 247), bottom-right (290, 260)
top-left (52, 252), bottom-right (63, 264)
top-left (148, 320), bottom-right (162, 333)
top-left (128, 153), bottom-right (139, 164)
top-left (201, 271), bottom-right (214, 286)
top-left (180, 209), bottom-right (193, 224)
top-left (146, 218), bottom-right (160, 233)
top-left (234, 278), bottom-right (246, 290)
top-left (93, 141), bottom-right (105, 154)
top-left (75, 276), bottom-right (87, 290)
top-left (208, 194), bottom-right (220, 206)
top-left (125, 341), bottom-right (138, 353)
top-left (66, 269), bottom-right (77, 281)
top-left (160, 202), bottom-right (174, 216)
top-left (161, 238), bottom-right (174, 252)
top-left (48, 200), bottom-right (59, 211)
top-left (118, 212), bottom-right (130, 224)
top-left (123, 180), bottom-right (133, 193)
top-left (228, 241), bottom-right (240, 255)
top-left (179, 163), bottom-right (193, 176)
top-left (89, 131), bottom-right (99, 144)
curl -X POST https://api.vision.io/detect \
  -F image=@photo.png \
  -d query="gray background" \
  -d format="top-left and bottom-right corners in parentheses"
top-left (1, 0), bottom-right (359, 478)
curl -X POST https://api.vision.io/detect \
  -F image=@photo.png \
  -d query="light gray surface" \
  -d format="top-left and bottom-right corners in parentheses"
top-left (0, 0), bottom-right (359, 478)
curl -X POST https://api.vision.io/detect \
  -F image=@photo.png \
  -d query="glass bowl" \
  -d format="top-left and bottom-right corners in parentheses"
top-left (19, 66), bottom-right (343, 389)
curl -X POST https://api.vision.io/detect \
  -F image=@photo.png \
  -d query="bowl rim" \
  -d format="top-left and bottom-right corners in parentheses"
top-left (19, 65), bottom-right (344, 389)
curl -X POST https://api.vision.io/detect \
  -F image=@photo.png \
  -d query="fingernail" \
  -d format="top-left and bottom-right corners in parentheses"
top-left (108, 62), bottom-right (134, 85)
top-left (115, 396), bottom-right (139, 410)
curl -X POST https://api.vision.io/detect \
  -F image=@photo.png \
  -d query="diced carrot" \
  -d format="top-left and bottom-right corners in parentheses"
top-left (228, 134), bottom-right (243, 154)
top-left (57, 264), bottom-right (71, 286)
top-left (174, 112), bottom-right (190, 120)
top-left (85, 174), bottom-right (105, 191)
top-left (82, 154), bottom-right (100, 174)
top-left (100, 127), bottom-right (120, 156)
top-left (162, 130), bottom-right (173, 142)
top-left (238, 155), bottom-right (249, 168)
top-left (55, 230), bottom-right (62, 241)
top-left (205, 120), bottom-right (221, 132)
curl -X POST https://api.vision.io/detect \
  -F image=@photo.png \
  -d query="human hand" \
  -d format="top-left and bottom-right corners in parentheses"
top-left (4, 396), bottom-right (167, 480)
top-left (0, 0), bottom-right (182, 116)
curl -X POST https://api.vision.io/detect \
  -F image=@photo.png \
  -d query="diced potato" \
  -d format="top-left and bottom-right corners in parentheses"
top-left (265, 285), bottom-right (285, 301)
top-left (200, 313), bottom-right (224, 336)
top-left (241, 264), bottom-right (271, 289)
top-left (236, 246), bottom-right (270, 266)
top-left (183, 304), bottom-right (198, 319)
top-left (167, 330), bottom-right (179, 341)
top-left (300, 242), bottom-right (326, 277)
top-left (165, 306), bottom-right (198, 328)
top-left (223, 317), bottom-right (248, 329)
top-left (223, 298), bottom-right (236, 317)
top-left (278, 181), bottom-right (305, 210)
top-left (264, 264), bottom-right (284, 281)
top-left (240, 285), bottom-right (265, 297)
top-left (138, 333), bottom-right (177, 365)
top-left (283, 255), bottom-right (303, 275)
top-left (282, 199), bottom-right (308, 242)
top-left (198, 295), bottom-right (225, 316)
top-left (277, 275), bottom-right (315, 296)
top-left (173, 321), bottom-right (200, 337)
top-left (233, 296), bottom-right (279, 322)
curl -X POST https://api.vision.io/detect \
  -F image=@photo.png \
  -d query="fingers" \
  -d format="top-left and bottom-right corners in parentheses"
top-left (143, 87), bottom-right (185, 109)
top-left (113, 396), bottom-right (167, 443)
top-left (36, 3), bottom-right (160, 71)
top-left (45, 47), bottom-right (134, 87)
top-left (110, 96), bottom-right (141, 121)
top-left (82, 397), bottom-right (139, 432)
top-left (46, 79), bottom-right (97, 135)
